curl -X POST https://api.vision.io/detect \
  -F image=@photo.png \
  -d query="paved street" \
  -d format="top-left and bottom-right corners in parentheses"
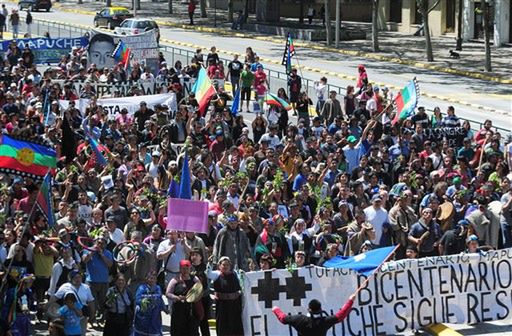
top-left (5, 0), bottom-right (511, 131)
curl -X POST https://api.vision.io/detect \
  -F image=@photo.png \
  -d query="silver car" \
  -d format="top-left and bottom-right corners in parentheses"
top-left (114, 18), bottom-right (160, 44)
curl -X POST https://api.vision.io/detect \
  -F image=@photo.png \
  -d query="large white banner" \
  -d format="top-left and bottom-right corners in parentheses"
top-left (53, 78), bottom-right (195, 99)
top-left (59, 92), bottom-right (177, 119)
top-left (242, 249), bottom-right (512, 336)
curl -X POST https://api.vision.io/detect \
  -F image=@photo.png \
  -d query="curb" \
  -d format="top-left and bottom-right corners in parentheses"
top-left (425, 324), bottom-right (463, 336)
top-left (153, 20), bottom-right (511, 85)
top-left (11, 2), bottom-right (511, 116)
top-left (26, 0), bottom-right (511, 84)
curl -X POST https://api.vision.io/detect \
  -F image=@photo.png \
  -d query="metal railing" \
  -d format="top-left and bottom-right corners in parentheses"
top-left (21, 18), bottom-right (511, 135)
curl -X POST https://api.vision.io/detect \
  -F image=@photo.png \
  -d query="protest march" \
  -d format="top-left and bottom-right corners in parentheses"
top-left (0, 9), bottom-right (511, 336)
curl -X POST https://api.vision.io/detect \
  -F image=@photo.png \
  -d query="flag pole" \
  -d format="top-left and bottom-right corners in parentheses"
top-left (290, 37), bottom-right (308, 98)
top-left (352, 244), bottom-right (400, 296)
top-left (0, 171), bottom-right (51, 295)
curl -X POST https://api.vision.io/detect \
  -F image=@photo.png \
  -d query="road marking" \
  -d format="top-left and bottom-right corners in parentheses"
top-left (425, 324), bottom-right (463, 336)
top-left (25, 10), bottom-right (511, 116)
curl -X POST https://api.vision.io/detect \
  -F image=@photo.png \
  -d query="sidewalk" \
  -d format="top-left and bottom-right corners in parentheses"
top-left (46, 0), bottom-right (512, 83)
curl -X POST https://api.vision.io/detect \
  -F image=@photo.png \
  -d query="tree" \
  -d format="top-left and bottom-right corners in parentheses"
top-left (416, 0), bottom-right (437, 62)
top-left (299, 0), bottom-right (305, 24)
top-left (325, 0), bottom-right (332, 45)
top-left (168, 0), bottom-right (173, 14)
top-left (228, 0), bottom-right (234, 22)
top-left (481, 0), bottom-right (492, 72)
top-left (200, 0), bottom-right (207, 18)
top-left (371, 0), bottom-right (379, 52)
top-left (455, 0), bottom-right (463, 50)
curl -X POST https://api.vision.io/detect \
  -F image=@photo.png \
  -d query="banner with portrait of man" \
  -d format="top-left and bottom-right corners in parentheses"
top-left (88, 29), bottom-right (159, 74)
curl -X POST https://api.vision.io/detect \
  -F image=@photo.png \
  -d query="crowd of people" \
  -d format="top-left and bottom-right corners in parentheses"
top-left (0, 22), bottom-right (511, 336)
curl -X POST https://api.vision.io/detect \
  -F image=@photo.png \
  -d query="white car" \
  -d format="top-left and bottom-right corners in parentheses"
top-left (114, 18), bottom-right (160, 43)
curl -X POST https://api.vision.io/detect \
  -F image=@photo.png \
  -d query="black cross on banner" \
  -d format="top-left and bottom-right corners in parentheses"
top-left (251, 270), bottom-right (313, 309)
top-left (285, 270), bottom-right (313, 306)
top-left (251, 271), bottom-right (287, 309)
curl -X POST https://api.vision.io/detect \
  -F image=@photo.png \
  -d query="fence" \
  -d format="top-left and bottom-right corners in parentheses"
top-left (21, 18), bottom-right (510, 135)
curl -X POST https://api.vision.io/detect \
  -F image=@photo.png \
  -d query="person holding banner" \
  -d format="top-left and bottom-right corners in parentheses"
top-left (272, 294), bottom-right (356, 336)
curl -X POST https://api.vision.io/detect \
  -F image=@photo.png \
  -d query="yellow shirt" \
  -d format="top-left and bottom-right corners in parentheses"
top-left (33, 250), bottom-right (54, 277)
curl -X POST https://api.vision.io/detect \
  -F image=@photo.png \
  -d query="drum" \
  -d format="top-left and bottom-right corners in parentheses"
top-left (186, 282), bottom-right (204, 303)
top-left (113, 241), bottom-right (140, 265)
top-left (437, 201), bottom-right (455, 232)
top-left (46, 302), bottom-right (61, 320)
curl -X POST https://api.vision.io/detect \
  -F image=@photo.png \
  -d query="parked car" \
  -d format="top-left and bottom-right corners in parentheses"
top-left (93, 7), bottom-right (133, 30)
top-left (18, 0), bottom-right (51, 12)
top-left (114, 18), bottom-right (160, 44)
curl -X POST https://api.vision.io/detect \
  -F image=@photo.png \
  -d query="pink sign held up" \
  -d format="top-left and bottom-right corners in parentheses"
top-left (167, 198), bottom-right (209, 233)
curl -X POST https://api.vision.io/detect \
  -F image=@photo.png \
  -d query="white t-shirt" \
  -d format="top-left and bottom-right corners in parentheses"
top-left (363, 206), bottom-right (389, 245)
top-left (78, 204), bottom-right (93, 224)
top-left (259, 133), bottom-right (281, 149)
top-left (109, 229), bottom-right (125, 245)
top-left (156, 239), bottom-right (187, 273)
top-left (55, 282), bottom-right (95, 305)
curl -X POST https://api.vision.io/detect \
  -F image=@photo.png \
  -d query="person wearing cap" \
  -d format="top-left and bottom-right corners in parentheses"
top-left (438, 219), bottom-right (470, 255)
top-left (388, 193), bottom-right (418, 258)
top-left (165, 259), bottom-right (200, 335)
top-left (446, 175), bottom-right (467, 199)
top-left (408, 207), bottom-right (442, 257)
top-left (363, 194), bottom-right (389, 247)
top-left (146, 150), bottom-right (164, 179)
top-left (82, 236), bottom-right (113, 323)
top-left (212, 214), bottom-right (253, 271)
top-left (342, 134), bottom-right (363, 174)
top-left (51, 269), bottom-right (95, 335)
top-left (465, 234), bottom-right (481, 254)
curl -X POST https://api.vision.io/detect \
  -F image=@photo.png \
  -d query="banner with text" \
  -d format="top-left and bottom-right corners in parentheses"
top-left (52, 77), bottom-right (194, 99)
top-left (0, 37), bottom-right (89, 64)
top-left (59, 92), bottom-right (176, 118)
top-left (424, 127), bottom-right (468, 148)
top-left (88, 30), bottom-right (158, 74)
top-left (242, 249), bottom-right (512, 336)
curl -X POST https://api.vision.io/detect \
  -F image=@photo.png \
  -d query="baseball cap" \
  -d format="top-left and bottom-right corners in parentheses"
top-left (371, 194), bottom-right (382, 202)
top-left (347, 135), bottom-right (357, 143)
top-left (179, 259), bottom-right (191, 267)
top-left (466, 234), bottom-right (478, 244)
